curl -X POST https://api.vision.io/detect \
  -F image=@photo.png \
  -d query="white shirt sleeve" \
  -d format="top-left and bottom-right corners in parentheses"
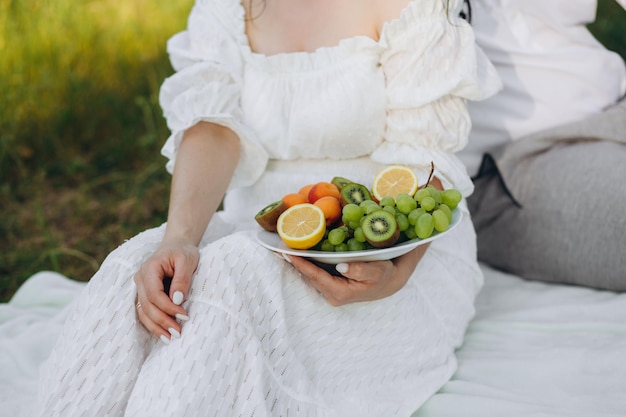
top-left (459, 0), bottom-right (626, 176)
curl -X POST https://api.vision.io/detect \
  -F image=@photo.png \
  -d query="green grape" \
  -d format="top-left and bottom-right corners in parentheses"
top-left (415, 212), bottom-right (434, 239)
top-left (365, 203), bottom-right (382, 214)
top-left (395, 193), bottom-right (417, 215)
top-left (328, 228), bottom-right (347, 246)
top-left (348, 221), bottom-right (361, 230)
top-left (426, 185), bottom-right (442, 203)
top-left (396, 213), bottom-right (410, 232)
top-left (359, 199), bottom-right (378, 208)
top-left (437, 203), bottom-right (452, 222)
top-left (379, 196), bottom-right (396, 208)
top-left (342, 203), bottom-right (364, 224)
top-left (442, 189), bottom-right (462, 210)
top-left (353, 227), bottom-right (366, 243)
top-left (432, 209), bottom-right (450, 232)
top-left (408, 208), bottom-right (426, 225)
top-left (420, 196), bottom-right (437, 212)
top-left (383, 205), bottom-right (396, 215)
top-left (335, 243), bottom-right (349, 252)
top-left (347, 238), bottom-right (366, 251)
top-left (414, 188), bottom-right (431, 204)
top-left (320, 239), bottom-right (335, 252)
top-left (404, 226), bottom-right (417, 240)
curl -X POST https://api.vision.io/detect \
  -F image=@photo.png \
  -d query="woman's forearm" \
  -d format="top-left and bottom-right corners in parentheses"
top-left (162, 122), bottom-right (241, 246)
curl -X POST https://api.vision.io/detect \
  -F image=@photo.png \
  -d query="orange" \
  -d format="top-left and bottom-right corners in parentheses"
top-left (313, 196), bottom-right (342, 226)
top-left (282, 193), bottom-right (308, 208)
top-left (276, 203), bottom-right (326, 249)
top-left (307, 182), bottom-right (341, 203)
top-left (371, 165), bottom-right (419, 201)
top-left (298, 184), bottom-right (314, 198)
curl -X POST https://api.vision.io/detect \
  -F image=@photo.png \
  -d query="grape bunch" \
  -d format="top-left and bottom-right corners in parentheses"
top-left (312, 185), bottom-right (462, 252)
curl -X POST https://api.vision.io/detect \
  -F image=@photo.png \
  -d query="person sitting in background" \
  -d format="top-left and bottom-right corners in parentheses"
top-left (459, 0), bottom-right (626, 291)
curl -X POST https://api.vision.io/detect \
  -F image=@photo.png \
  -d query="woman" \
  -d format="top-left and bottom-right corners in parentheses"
top-left (36, 0), bottom-right (500, 415)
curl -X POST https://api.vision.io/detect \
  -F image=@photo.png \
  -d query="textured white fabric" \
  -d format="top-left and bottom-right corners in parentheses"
top-left (35, 0), bottom-right (500, 416)
top-left (37, 216), bottom-right (482, 417)
top-left (5, 266), bottom-right (626, 417)
top-left (460, 0), bottom-right (626, 175)
top-left (414, 264), bottom-right (626, 417)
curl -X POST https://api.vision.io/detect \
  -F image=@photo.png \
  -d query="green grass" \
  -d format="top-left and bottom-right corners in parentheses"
top-left (589, 0), bottom-right (626, 59)
top-left (0, 0), bottom-right (193, 301)
top-left (1, 0), bottom-right (625, 302)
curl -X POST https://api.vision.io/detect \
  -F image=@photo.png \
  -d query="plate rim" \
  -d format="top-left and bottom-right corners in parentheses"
top-left (255, 208), bottom-right (463, 263)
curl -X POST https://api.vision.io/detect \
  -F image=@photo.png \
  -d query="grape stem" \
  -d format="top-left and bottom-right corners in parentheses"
top-left (420, 161), bottom-right (435, 189)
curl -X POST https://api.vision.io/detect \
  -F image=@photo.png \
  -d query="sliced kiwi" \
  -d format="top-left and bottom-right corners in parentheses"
top-left (340, 183), bottom-right (372, 206)
top-left (361, 210), bottom-right (400, 248)
top-left (254, 200), bottom-right (287, 232)
top-left (331, 176), bottom-right (356, 190)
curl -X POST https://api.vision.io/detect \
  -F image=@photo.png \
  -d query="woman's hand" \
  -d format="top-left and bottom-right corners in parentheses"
top-left (134, 239), bottom-right (199, 343)
top-left (288, 243), bottom-right (429, 306)
top-left (133, 121), bottom-right (240, 343)
top-left (293, 176), bottom-right (442, 305)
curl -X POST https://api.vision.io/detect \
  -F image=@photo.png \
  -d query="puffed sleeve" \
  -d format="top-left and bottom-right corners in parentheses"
top-left (159, 0), bottom-right (268, 189)
top-left (374, 0), bottom-right (501, 196)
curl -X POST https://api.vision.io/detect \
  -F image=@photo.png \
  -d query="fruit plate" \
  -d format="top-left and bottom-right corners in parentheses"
top-left (255, 209), bottom-right (464, 264)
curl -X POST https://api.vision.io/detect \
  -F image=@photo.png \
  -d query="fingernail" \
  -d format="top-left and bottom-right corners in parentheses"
top-left (172, 291), bottom-right (184, 305)
top-left (176, 313), bottom-right (190, 321)
top-left (160, 335), bottom-right (171, 345)
top-left (168, 327), bottom-right (181, 339)
top-left (282, 253), bottom-right (292, 263)
top-left (336, 263), bottom-right (349, 274)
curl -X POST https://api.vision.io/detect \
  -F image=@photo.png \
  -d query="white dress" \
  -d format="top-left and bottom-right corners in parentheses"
top-left (36, 1), bottom-right (500, 416)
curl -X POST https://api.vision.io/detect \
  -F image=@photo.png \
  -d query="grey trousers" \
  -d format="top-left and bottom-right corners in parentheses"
top-left (468, 98), bottom-right (626, 292)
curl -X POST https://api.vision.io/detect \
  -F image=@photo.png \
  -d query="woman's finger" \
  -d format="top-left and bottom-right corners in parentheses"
top-left (136, 287), bottom-right (183, 341)
top-left (167, 250), bottom-right (198, 309)
top-left (135, 299), bottom-right (178, 344)
top-left (135, 299), bottom-right (166, 341)
top-left (289, 256), bottom-right (363, 306)
top-left (134, 265), bottom-right (186, 339)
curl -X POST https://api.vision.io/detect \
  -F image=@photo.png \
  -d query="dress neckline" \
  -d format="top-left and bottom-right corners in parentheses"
top-left (235, 0), bottom-right (421, 61)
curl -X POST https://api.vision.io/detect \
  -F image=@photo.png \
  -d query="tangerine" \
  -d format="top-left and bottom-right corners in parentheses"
top-left (313, 196), bottom-right (342, 226)
top-left (307, 182), bottom-right (341, 203)
top-left (282, 193), bottom-right (308, 208)
top-left (298, 184), bottom-right (315, 198)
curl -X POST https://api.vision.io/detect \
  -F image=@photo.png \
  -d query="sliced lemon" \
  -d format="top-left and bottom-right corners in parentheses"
top-left (276, 203), bottom-right (326, 249)
top-left (371, 165), bottom-right (419, 201)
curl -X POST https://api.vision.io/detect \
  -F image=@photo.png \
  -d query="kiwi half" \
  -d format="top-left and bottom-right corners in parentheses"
top-left (255, 200), bottom-right (287, 232)
top-left (340, 183), bottom-right (372, 206)
top-left (331, 176), bottom-right (356, 190)
top-left (361, 209), bottom-right (400, 248)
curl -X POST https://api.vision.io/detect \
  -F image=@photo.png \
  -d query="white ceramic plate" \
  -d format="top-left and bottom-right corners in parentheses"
top-left (256, 209), bottom-right (463, 264)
